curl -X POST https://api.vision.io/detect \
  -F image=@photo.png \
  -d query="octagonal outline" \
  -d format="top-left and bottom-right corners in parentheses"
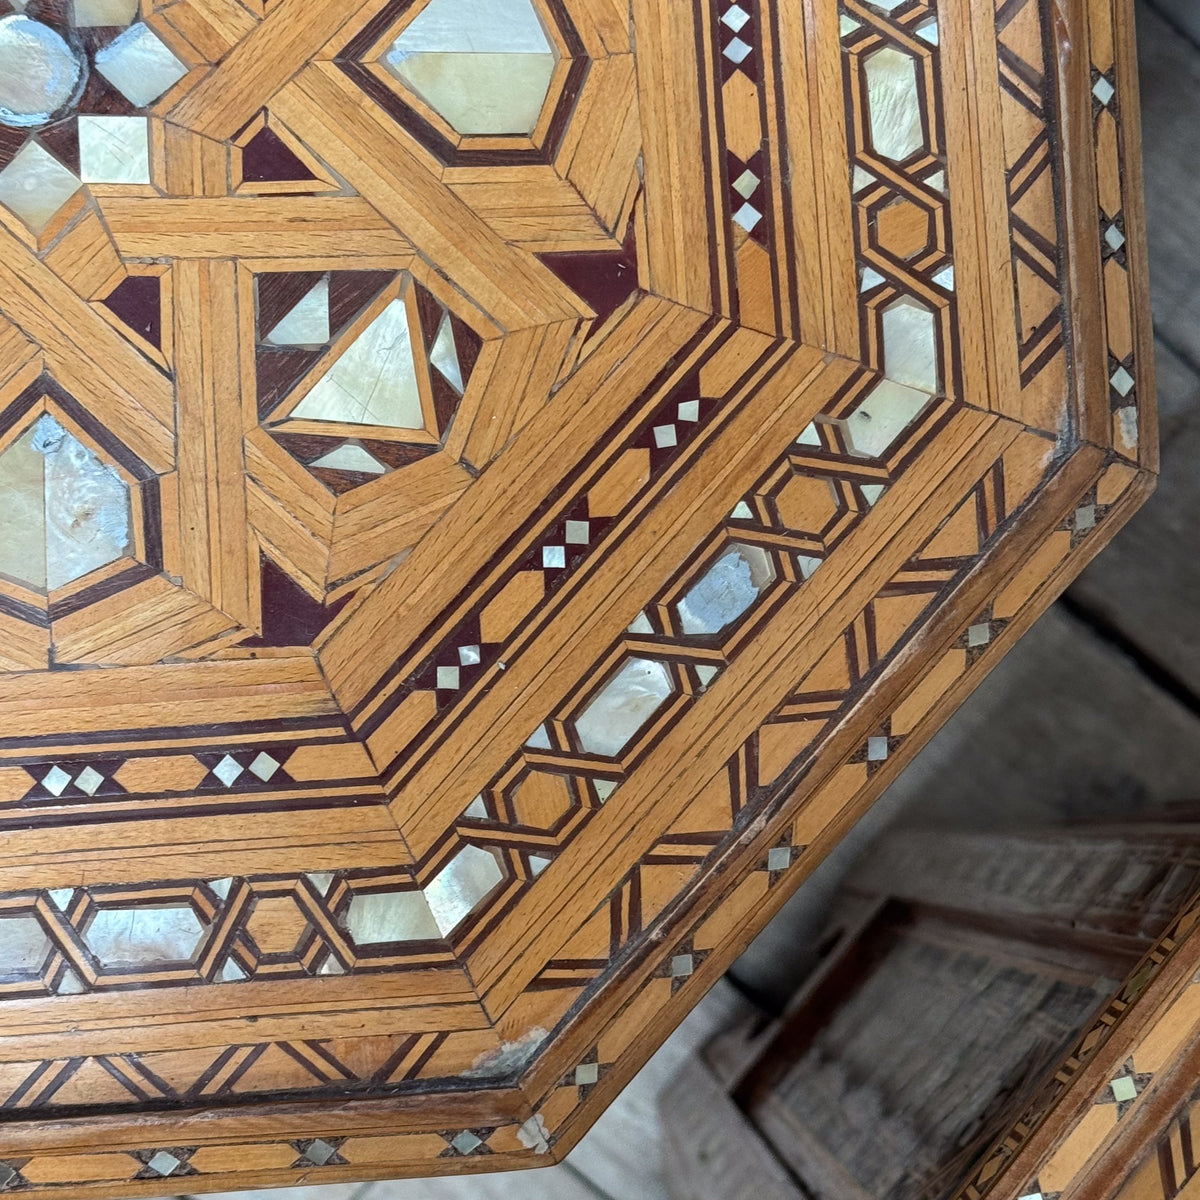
top-left (0, 0), bottom-right (1156, 1190)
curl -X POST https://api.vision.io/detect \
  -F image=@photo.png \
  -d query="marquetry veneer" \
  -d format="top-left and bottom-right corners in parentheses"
top-left (663, 824), bottom-right (1200, 1200)
top-left (0, 0), bottom-right (1152, 1193)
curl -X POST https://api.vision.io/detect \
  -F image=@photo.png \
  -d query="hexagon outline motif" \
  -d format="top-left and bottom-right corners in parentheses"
top-left (0, 0), bottom-right (1154, 1193)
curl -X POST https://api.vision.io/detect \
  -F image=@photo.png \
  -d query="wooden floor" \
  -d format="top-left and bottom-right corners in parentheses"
top-left (158, 1), bottom-right (1200, 1196)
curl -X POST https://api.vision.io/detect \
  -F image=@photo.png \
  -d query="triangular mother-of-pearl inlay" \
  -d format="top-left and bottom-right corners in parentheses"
top-left (384, 0), bottom-right (557, 135)
top-left (290, 298), bottom-right (424, 429)
top-left (264, 276), bottom-right (330, 347)
top-left (429, 313), bottom-right (464, 393)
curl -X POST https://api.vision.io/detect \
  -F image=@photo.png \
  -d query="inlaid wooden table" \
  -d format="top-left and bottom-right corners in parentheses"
top-left (0, 0), bottom-right (1151, 1194)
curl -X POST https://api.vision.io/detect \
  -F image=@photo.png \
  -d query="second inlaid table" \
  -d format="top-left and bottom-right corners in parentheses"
top-left (0, 0), bottom-right (1153, 1194)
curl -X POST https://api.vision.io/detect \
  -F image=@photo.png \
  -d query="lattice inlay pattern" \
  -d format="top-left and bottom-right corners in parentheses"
top-left (0, 0), bottom-right (1153, 1191)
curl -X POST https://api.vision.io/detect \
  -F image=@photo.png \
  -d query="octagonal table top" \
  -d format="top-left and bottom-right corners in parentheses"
top-left (0, 0), bottom-right (1152, 1193)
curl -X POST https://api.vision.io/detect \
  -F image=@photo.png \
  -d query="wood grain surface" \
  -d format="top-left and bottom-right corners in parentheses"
top-left (0, 0), bottom-right (1154, 1192)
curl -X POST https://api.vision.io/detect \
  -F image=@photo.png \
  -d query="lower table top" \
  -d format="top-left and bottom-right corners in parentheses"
top-left (0, 0), bottom-right (1154, 1193)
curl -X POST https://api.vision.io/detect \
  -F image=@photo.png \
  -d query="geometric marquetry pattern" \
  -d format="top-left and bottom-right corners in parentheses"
top-left (0, 868), bottom-right (468, 1000)
top-left (0, 0), bottom-right (1154, 1189)
top-left (1111, 1095), bottom-right (1200, 1199)
top-left (996, 0), bottom-right (1069, 415)
top-left (1090, 12), bottom-right (1143, 462)
top-left (435, 424), bottom-right (897, 910)
top-left (255, 268), bottom-right (485, 497)
top-left (515, 461), bottom-right (1150, 1175)
top-left (712, 0), bottom-right (798, 337)
top-left (355, 361), bottom-right (751, 757)
top-left (516, 432), bottom-right (1043, 1012)
top-left (287, 411), bottom-right (937, 992)
top-left (0, 474), bottom-right (1155, 1178)
top-left (0, 722), bottom-right (383, 828)
top-left (843, 0), bottom-right (959, 399)
top-left (1015, 880), bottom-right (1200, 1200)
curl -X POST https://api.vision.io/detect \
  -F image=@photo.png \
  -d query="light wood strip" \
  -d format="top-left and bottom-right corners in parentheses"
top-left (1112, 0), bottom-right (1157, 472)
top-left (165, 0), bottom-right (256, 57)
top-left (158, 0), bottom-right (257, 61)
top-left (329, 455), bottom-right (474, 586)
top-left (566, 0), bottom-right (633, 53)
top-left (396, 341), bottom-right (835, 852)
top-left (52, 576), bottom-right (240, 666)
top-left (317, 297), bottom-right (712, 709)
top-left (554, 54), bottom-right (642, 235)
top-left (631, 0), bottom-right (722, 312)
top-left (244, 428), bottom-right (336, 543)
top-left (244, 427), bottom-right (336, 595)
top-left (174, 259), bottom-right (256, 629)
top-left (0, 319), bottom-right (40, 396)
top-left (0, 226), bottom-right (174, 470)
top-left (444, 168), bottom-right (617, 250)
top-left (471, 409), bottom-right (1020, 1007)
top-left (0, 658), bottom-right (337, 738)
top-left (0, 805), bottom-right (406, 891)
top-left (166, 0), bottom-right (365, 138)
top-left (457, 320), bottom-right (579, 466)
top-left (0, 975), bottom-right (486, 1056)
top-left (97, 197), bottom-right (412, 258)
top-left (0, 1082), bottom-right (529, 1159)
top-left (246, 479), bottom-right (331, 599)
top-left (0, 610), bottom-right (49, 672)
top-left (952, 0), bottom-right (1025, 416)
top-left (272, 65), bottom-right (589, 329)
top-left (161, 125), bottom-right (235, 197)
top-left (40, 208), bottom-right (123, 301)
top-left (1055, 0), bottom-right (1110, 447)
top-left (779, 0), bottom-right (846, 347)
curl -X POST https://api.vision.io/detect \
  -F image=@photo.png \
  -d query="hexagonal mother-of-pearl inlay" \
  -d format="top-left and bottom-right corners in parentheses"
top-left (0, 415), bottom-right (132, 592)
top-left (384, 0), bottom-right (559, 135)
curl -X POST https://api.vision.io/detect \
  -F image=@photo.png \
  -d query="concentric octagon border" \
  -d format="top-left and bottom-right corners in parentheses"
top-left (0, 0), bottom-right (1154, 1191)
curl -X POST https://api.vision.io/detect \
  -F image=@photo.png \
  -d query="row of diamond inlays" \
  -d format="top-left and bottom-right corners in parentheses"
top-left (432, 392), bottom-right (706, 698)
top-left (1092, 63), bottom-right (1140, 456)
top-left (441, 419), bottom-right (890, 910)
